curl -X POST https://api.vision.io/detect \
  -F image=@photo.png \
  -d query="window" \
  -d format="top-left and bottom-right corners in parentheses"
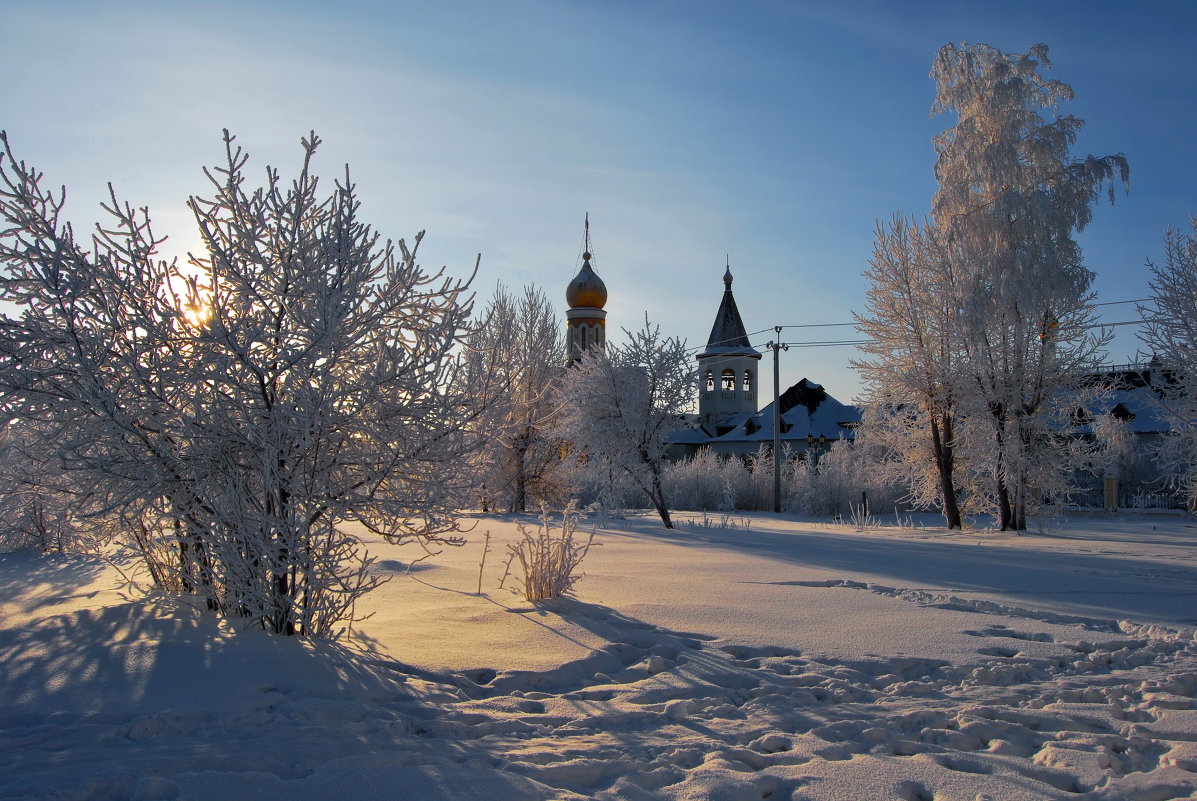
top-left (705, 370), bottom-right (714, 391)
top-left (721, 369), bottom-right (736, 391)
top-left (743, 370), bottom-right (753, 391)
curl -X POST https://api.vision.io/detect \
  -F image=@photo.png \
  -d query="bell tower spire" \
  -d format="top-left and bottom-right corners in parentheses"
top-left (565, 214), bottom-right (608, 363)
top-left (696, 261), bottom-right (762, 423)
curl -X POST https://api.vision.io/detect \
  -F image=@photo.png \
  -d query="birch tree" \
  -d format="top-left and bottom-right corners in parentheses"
top-left (0, 130), bottom-right (482, 636)
top-left (929, 42), bottom-right (1127, 530)
top-left (466, 283), bottom-right (568, 512)
top-left (1139, 218), bottom-right (1197, 504)
top-left (555, 318), bottom-right (694, 528)
top-left (854, 216), bottom-right (966, 528)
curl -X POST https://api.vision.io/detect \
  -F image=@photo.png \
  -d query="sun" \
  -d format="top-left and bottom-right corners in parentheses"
top-left (183, 302), bottom-right (211, 328)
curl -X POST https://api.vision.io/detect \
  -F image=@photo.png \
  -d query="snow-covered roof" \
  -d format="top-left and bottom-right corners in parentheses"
top-left (1070, 386), bottom-right (1175, 435)
top-left (1062, 361), bottom-right (1185, 435)
top-left (669, 378), bottom-right (859, 446)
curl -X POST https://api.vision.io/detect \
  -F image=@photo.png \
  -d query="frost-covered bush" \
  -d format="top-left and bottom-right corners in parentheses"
top-left (784, 439), bottom-right (902, 517)
top-left (554, 458), bottom-right (640, 518)
top-left (501, 505), bottom-right (596, 601)
top-left (783, 455), bottom-right (823, 515)
top-left (663, 448), bottom-right (757, 511)
top-left (0, 131), bottom-right (483, 637)
top-left (663, 448), bottom-right (727, 511)
top-left (664, 442), bottom-right (900, 517)
top-left (0, 424), bottom-right (108, 554)
top-left (739, 447), bottom-right (776, 511)
top-left (814, 440), bottom-right (867, 515)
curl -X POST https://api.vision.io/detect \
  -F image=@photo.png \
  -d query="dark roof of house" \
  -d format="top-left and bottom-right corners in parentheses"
top-left (778, 378), bottom-right (827, 416)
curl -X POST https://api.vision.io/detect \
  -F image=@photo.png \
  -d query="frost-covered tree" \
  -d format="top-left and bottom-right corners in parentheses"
top-left (1141, 219), bottom-right (1197, 375)
top-left (1139, 218), bottom-right (1197, 505)
top-left (555, 318), bottom-right (694, 528)
top-left (854, 216), bottom-right (965, 528)
top-left (465, 284), bottom-right (568, 512)
top-left (928, 42), bottom-right (1127, 530)
top-left (0, 130), bottom-right (482, 636)
top-left (1086, 411), bottom-right (1150, 506)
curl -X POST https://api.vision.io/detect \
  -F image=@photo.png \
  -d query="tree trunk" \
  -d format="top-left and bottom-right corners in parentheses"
top-left (989, 404), bottom-right (1016, 531)
top-left (271, 477), bottom-right (297, 636)
top-left (1011, 470), bottom-right (1028, 531)
top-left (995, 477), bottom-right (1013, 531)
top-left (648, 468), bottom-right (673, 528)
top-left (513, 435), bottom-right (527, 513)
top-left (1011, 423), bottom-right (1033, 532)
top-left (930, 413), bottom-right (963, 529)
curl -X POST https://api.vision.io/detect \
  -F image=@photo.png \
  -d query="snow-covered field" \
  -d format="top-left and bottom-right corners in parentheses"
top-left (3, 511), bottom-right (1197, 801)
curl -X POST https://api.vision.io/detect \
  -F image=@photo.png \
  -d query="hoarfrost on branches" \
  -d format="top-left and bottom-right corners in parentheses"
top-left (464, 284), bottom-right (569, 513)
top-left (857, 43), bottom-right (1127, 530)
top-left (854, 216), bottom-right (966, 528)
top-left (1139, 218), bottom-right (1197, 506)
top-left (929, 42), bottom-right (1127, 530)
top-left (0, 421), bottom-right (112, 554)
top-left (554, 318), bottom-right (694, 528)
top-left (0, 130), bottom-right (484, 636)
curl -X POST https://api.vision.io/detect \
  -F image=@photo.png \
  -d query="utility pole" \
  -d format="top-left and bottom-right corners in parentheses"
top-left (766, 327), bottom-right (788, 513)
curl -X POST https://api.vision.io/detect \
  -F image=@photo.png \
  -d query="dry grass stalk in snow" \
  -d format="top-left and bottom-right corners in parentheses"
top-left (501, 506), bottom-right (595, 601)
top-left (848, 501), bottom-right (882, 532)
top-left (476, 531), bottom-right (491, 595)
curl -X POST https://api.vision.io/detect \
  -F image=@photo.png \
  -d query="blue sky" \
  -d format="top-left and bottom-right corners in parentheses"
top-left (5, 1), bottom-right (1194, 401)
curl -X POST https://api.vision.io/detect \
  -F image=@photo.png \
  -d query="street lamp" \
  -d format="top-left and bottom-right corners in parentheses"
top-left (806, 433), bottom-right (826, 466)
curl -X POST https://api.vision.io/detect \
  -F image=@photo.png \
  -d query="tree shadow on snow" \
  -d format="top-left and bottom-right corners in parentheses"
top-left (0, 551), bottom-right (110, 616)
top-left (0, 588), bottom-right (567, 801)
top-left (0, 593), bottom-right (419, 722)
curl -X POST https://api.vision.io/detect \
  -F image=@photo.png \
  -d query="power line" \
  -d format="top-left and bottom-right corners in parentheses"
top-left (746, 319), bottom-right (1144, 352)
top-left (686, 301), bottom-right (1149, 355)
top-left (764, 299), bottom-right (1150, 335)
top-left (786, 340), bottom-right (874, 348)
top-left (778, 322), bottom-right (859, 329)
top-left (684, 327), bottom-right (774, 354)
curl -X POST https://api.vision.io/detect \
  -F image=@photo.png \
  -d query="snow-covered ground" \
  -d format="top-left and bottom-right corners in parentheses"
top-left (3, 511), bottom-right (1197, 800)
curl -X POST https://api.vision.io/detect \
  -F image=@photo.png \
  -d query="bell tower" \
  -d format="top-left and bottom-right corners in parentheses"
top-left (696, 263), bottom-right (762, 423)
top-left (565, 214), bottom-right (608, 363)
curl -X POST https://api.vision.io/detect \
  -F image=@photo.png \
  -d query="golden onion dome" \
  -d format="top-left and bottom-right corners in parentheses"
top-left (566, 252), bottom-right (607, 309)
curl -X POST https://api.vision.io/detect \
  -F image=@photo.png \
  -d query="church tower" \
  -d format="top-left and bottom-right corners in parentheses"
top-left (697, 264), bottom-right (762, 423)
top-left (565, 215), bottom-right (607, 363)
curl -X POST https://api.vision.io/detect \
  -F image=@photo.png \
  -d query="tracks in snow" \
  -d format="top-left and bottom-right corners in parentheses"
top-left (4, 591), bottom-right (1197, 800)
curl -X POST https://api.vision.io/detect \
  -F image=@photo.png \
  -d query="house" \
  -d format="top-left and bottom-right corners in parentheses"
top-left (1068, 359), bottom-right (1187, 509)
